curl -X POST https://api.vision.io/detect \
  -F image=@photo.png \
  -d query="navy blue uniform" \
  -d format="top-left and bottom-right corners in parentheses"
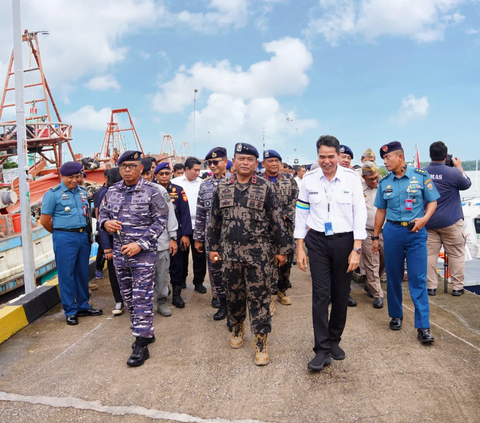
top-left (41, 182), bottom-right (91, 317)
top-left (374, 167), bottom-right (440, 328)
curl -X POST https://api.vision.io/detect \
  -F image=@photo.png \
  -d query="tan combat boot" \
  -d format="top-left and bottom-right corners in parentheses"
top-left (254, 333), bottom-right (269, 366)
top-left (270, 295), bottom-right (276, 316)
top-left (277, 290), bottom-right (292, 305)
top-left (230, 323), bottom-right (244, 349)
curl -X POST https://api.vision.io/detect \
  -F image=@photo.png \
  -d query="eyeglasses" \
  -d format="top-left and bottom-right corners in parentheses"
top-left (365, 176), bottom-right (379, 182)
top-left (119, 164), bottom-right (139, 170)
top-left (157, 171), bottom-right (171, 176)
top-left (207, 160), bottom-right (222, 166)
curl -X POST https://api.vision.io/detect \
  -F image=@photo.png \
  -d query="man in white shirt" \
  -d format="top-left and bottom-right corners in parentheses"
top-left (294, 166), bottom-right (306, 185)
top-left (295, 135), bottom-right (367, 371)
top-left (171, 157), bottom-right (207, 293)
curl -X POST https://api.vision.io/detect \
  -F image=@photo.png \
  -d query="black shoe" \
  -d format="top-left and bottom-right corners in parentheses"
top-left (307, 353), bottom-right (333, 370)
top-left (212, 297), bottom-right (221, 308)
top-left (417, 328), bottom-right (434, 343)
top-left (227, 320), bottom-right (233, 332)
top-left (214, 298), bottom-right (228, 321)
top-left (427, 289), bottom-right (436, 296)
top-left (194, 284), bottom-right (207, 294)
top-left (132, 335), bottom-right (155, 349)
top-left (127, 338), bottom-right (150, 367)
top-left (329, 343), bottom-right (345, 360)
top-left (364, 285), bottom-right (374, 298)
top-left (390, 317), bottom-right (403, 331)
top-left (452, 289), bottom-right (464, 297)
top-left (77, 308), bottom-right (103, 317)
top-left (172, 286), bottom-right (185, 308)
top-left (347, 295), bottom-right (357, 307)
top-left (373, 297), bottom-right (384, 308)
top-left (66, 315), bottom-right (78, 325)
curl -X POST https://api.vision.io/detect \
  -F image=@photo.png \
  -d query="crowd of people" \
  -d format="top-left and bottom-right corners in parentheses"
top-left (40, 136), bottom-right (471, 370)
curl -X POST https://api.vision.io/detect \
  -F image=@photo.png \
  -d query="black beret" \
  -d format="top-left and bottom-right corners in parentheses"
top-left (234, 143), bottom-right (259, 159)
top-left (154, 162), bottom-right (171, 174)
top-left (380, 141), bottom-right (403, 159)
top-left (205, 147), bottom-right (227, 161)
top-left (118, 150), bottom-right (142, 165)
top-left (339, 145), bottom-right (354, 159)
top-left (60, 161), bottom-right (83, 176)
top-left (141, 158), bottom-right (152, 173)
top-left (263, 149), bottom-right (282, 161)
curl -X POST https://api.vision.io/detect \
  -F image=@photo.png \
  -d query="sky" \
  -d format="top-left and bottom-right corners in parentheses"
top-left (0, 0), bottom-right (479, 166)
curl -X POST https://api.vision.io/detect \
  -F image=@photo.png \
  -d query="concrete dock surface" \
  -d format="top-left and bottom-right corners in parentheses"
top-left (1, 265), bottom-right (479, 423)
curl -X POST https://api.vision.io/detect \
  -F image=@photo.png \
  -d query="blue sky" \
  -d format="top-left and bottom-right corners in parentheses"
top-left (0, 0), bottom-right (479, 166)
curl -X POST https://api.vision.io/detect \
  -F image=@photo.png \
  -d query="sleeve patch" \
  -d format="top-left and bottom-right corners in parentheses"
top-left (296, 200), bottom-right (310, 210)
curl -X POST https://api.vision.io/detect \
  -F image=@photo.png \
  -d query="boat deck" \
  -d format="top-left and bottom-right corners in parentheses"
top-left (0, 265), bottom-right (479, 422)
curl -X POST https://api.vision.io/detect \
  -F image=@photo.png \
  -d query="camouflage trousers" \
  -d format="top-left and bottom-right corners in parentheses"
top-left (207, 253), bottom-right (226, 298)
top-left (223, 260), bottom-right (272, 335)
top-left (270, 251), bottom-right (294, 294)
top-left (115, 262), bottom-right (155, 339)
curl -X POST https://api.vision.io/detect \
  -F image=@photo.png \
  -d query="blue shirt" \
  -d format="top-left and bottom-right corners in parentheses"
top-left (374, 166), bottom-right (440, 222)
top-left (41, 181), bottom-right (88, 229)
top-left (423, 162), bottom-right (472, 229)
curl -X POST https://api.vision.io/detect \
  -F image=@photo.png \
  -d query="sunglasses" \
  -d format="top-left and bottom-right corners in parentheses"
top-left (119, 164), bottom-right (139, 170)
top-left (207, 159), bottom-right (223, 166)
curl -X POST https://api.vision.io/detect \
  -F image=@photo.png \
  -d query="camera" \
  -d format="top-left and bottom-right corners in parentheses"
top-left (445, 154), bottom-right (454, 167)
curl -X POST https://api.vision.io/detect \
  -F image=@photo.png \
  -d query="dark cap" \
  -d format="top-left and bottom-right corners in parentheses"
top-left (380, 141), bottom-right (403, 159)
top-left (226, 160), bottom-right (232, 170)
top-left (339, 145), bottom-right (354, 159)
top-left (263, 149), bottom-right (282, 161)
top-left (154, 162), bottom-right (171, 174)
top-left (205, 147), bottom-right (227, 161)
top-left (234, 143), bottom-right (259, 158)
top-left (60, 161), bottom-right (83, 176)
top-left (141, 158), bottom-right (152, 173)
top-left (118, 150), bottom-right (142, 165)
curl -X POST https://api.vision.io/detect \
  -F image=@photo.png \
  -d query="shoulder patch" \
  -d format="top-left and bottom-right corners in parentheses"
top-left (50, 184), bottom-right (61, 191)
top-left (379, 173), bottom-right (390, 182)
top-left (414, 168), bottom-right (426, 175)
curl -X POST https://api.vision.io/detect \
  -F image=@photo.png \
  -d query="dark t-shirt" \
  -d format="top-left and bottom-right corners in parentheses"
top-left (423, 162), bottom-right (471, 229)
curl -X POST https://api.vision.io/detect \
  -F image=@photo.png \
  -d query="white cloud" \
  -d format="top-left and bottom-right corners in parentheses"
top-left (153, 38), bottom-right (313, 113)
top-left (396, 95), bottom-right (429, 124)
top-left (306, 0), bottom-right (468, 45)
top-left (86, 75), bottom-right (121, 92)
top-left (466, 28), bottom-right (479, 34)
top-left (64, 106), bottom-right (112, 131)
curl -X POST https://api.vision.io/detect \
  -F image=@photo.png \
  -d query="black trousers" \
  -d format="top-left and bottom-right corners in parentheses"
top-left (305, 229), bottom-right (354, 354)
top-left (182, 234), bottom-right (206, 287)
top-left (95, 243), bottom-right (105, 271)
top-left (169, 239), bottom-right (185, 288)
top-left (107, 258), bottom-right (123, 304)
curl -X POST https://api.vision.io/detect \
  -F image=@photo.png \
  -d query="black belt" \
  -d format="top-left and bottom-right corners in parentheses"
top-left (387, 220), bottom-right (409, 227)
top-left (310, 229), bottom-right (352, 239)
top-left (54, 227), bottom-right (87, 233)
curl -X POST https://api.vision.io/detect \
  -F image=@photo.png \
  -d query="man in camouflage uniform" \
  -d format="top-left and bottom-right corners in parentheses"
top-left (262, 149), bottom-right (299, 311)
top-left (207, 143), bottom-right (290, 366)
top-left (99, 150), bottom-right (169, 367)
top-left (194, 147), bottom-right (231, 321)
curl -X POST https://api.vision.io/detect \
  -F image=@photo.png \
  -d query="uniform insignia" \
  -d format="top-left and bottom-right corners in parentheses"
top-left (51, 185), bottom-right (60, 191)
top-left (386, 185), bottom-right (391, 189)
top-left (412, 177), bottom-right (416, 180)
top-left (65, 207), bottom-right (71, 212)
top-left (251, 175), bottom-right (257, 184)
top-left (182, 193), bottom-right (188, 202)
top-left (424, 178), bottom-right (432, 185)
top-left (340, 147), bottom-right (345, 153)
top-left (212, 152), bottom-right (217, 158)
top-left (265, 151), bottom-right (270, 157)
top-left (172, 187), bottom-right (177, 193)
top-left (427, 183), bottom-right (433, 191)
top-left (382, 145), bottom-right (388, 152)
top-left (134, 153), bottom-right (139, 159)
top-left (236, 144), bottom-right (242, 152)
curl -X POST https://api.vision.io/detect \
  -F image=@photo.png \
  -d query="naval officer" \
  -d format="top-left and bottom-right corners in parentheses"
top-left (372, 141), bottom-right (439, 343)
top-left (40, 161), bottom-right (103, 325)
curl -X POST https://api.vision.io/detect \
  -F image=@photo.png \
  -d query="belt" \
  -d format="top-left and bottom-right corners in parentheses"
top-left (387, 220), bottom-right (409, 227)
top-left (54, 227), bottom-right (87, 233)
top-left (311, 229), bottom-right (352, 239)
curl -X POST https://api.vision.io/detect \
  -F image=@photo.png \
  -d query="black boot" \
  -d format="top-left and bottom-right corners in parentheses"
top-left (127, 337), bottom-right (150, 367)
top-left (214, 297), bottom-right (227, 321)
top-left (172, 285), bottom-right (185, 308)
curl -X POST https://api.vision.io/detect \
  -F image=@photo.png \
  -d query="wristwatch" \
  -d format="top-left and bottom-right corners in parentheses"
top-left (371, 235), bottom-right (379, 241)
top-left (170, 236), bottom-right (177, 241)
top-left (353, 247), bottom-right (363, 254)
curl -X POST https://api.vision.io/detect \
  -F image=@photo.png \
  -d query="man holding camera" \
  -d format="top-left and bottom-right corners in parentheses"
top-left (423, 141), bottom-right (471, 296)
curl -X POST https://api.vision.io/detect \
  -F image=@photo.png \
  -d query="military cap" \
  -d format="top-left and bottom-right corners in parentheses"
top-left (205, 147), bottom-right (227, 161)
top-left (141, 158), bottom-right (153, 173)
top-left (226, 160), bottom-right (232, 170)
top-left (339, 145), bottom-right (354, 159)
top-left (263, 149), bottom-right (282, 161)
top-left (362, 148), bottom-right (376, 159)
top-left (117, 150), bottom-right (142, 165)
top-left (60, 161), bottom-right (83, 176)
top-left (234, 143), bottom-right (259, 158)
top-left (380, 141), bottom-right (402, 159)
top-left (82, 171), bottom-right (87, 178)
top-left (154, 162), bottom-right (171, 174)
top-left (362, 161), bottom-right (379, 176)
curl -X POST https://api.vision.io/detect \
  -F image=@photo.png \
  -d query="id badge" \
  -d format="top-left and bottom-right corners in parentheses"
top-left (83, 205), bottom-right (87, 216)
top-left (324, 222), bottom-right (334, 236)
top-left (405, 199), bottom-right (413, 211)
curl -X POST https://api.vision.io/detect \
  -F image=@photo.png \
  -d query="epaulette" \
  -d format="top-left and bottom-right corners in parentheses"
top-left (379, 172), bottom-right (390, 182)
top-left (251, 175), bottom-right (257, 184)
top-left (79, 185), bottom-right (87, 191)
top-left (228, 175), bottom-right (236, 184)
top-left (50, 184), bottom-right (61, 191)
top-left (414, 168), bottom-right (426, 175)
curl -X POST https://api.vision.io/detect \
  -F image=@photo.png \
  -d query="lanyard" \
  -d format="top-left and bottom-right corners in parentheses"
top-left (323, 178), bottom-right (337, 219)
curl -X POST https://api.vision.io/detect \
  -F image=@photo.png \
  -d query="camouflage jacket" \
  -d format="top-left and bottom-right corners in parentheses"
top-left (264, 172), bottom-right (299, 227)
top-left (98, 177), bottom-right (169, 267)
top-left (193, 171), bottom-right (231, 244)
top-left (206, 174), bottom-right (290, 262)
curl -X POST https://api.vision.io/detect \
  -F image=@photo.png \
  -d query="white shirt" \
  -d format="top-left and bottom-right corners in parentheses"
top-left (171, 174), bottom-right (202, 229)
top-left (157, 187), bottom-right (179, 251)
top-left (294, 166), bottom-right (367, 240)
top-left (294, 176), bottom-right (302, 185)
